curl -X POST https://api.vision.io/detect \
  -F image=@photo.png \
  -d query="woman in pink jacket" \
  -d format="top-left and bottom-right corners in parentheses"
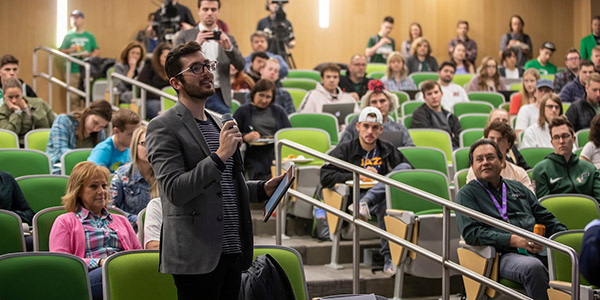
top-left (50, 161), bottom-right (141, 300)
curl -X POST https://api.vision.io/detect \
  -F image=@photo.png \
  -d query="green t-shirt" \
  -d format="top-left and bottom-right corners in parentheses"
top-left (367, 35), bottom-right (395, 63)
top-left (524, 59), bottom-right (557, 75)
top-left (59, 30), bottom-right (99, 74)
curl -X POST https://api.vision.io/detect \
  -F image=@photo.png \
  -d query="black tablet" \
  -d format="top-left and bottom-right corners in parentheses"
top-left (263, 165), bottom-right (296, 222)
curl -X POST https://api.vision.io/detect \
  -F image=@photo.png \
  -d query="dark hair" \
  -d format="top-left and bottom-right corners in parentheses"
top-left (152, 42), bottom-right (172, 80)
top-left (580, 59), bottom-right (595, 69)
top-left (484, 120), bottom-right (516, 149)
top-left (118, 41), bottom-right (145, 66)
top-left (538, 93), bottom-right (563, 128)
top-left (165, 41), bottom-right (202, 80)
top-left (593, 16), bottom-right (600, 23)
top-left (198, 0), bottom-right (220, 8)
top-left (565, 48), bottom-right (580, 60)
top-left (509, 15), bottom-right (525, 32)
top-left (383, 16), bottom-right (394, 24)
top-left (251, 51), bottom-right (269, 63)
top-left (147, 12), bottom-right (155, 21)
top-left (549, 116), bottom-right (574, 136)
top-left (449, 44), bottom-right (472, 71)
top-left (468, 139), bottom-right (504, 166)
top-left (408, 22), bottom-right (422, 42)
top-left (457, 20), bottom-right (469, 29)
top-left (420, 80), bottom-right (441, 94)
top-left (590, 114), bottom-right (600, 147)
top-left (1, 54), bottom-right (18, 67)
top-left (501, 48), bottom-right (517, 63)
top-left (249, 79), bottom-right (276, 106)
top-left (439, 61), bottom-right (456, 72)
top-left (111, 108), bottom-right (140, 132)
top-left (319, 63), bottom-right (341, 77)
top-left (75, 100), bottom-right (113, 145)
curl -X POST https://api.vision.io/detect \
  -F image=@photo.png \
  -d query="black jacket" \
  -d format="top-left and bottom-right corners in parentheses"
top-left (338, 75), bottom-right (371, 98)
top-left (411, 103), bottom-right (462, 148)
top-left (0, 171), bottom-right (34, 225)
top-left (565, 98), bottom-right (597, 132)
top-left (320, 137), bottom-right (412, 189)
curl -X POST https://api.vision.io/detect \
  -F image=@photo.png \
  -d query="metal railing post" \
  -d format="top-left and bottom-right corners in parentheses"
top-left (48, 53), bottom-right (53, 107)
top-left (65, 61), bottom-right (71, 113)
top-left (84, 64), bottom-right (91, 107)
top-left (139, 89), bottom-right (147, 120)
top-left (442, 206), bottom-right (451, 300)
top-left (352, 172), bottom-right (360, 294)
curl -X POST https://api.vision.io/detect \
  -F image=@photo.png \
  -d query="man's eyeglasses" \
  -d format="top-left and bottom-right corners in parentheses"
top-left (552, 133), bottom-right (572, 141)
top-left (474, 154), bottom-right (498, 163)
top-left (172, 61), bottom-right (217, 78)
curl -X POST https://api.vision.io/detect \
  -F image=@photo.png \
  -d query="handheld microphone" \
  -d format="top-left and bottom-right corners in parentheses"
top-left (220, 113), bottom-right (244, 167)
top-left (221, 113), bottom-right (234, 128)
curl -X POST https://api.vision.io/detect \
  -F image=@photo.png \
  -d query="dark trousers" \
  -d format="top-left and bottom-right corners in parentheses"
top-left (172, 253), bottom-right (242, 300)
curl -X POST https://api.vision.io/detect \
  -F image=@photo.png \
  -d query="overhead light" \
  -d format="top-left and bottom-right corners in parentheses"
top-left (56, 0), bottom-right (68, 47)
top-left (319, 0), bottom-right (329, 29)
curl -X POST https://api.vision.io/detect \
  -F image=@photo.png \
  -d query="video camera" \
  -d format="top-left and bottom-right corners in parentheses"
top-left (153, 0), bottom-right (181, 43)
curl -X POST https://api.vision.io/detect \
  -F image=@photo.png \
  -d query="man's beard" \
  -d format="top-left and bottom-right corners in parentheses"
top-left (182, 77), bottom-right (215, 100)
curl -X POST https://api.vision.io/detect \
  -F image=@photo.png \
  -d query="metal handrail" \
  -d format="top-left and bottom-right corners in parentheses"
top-left (275, 139), bottom-right (579, 300)
top-left (33, 46), bottom-right (91, 112)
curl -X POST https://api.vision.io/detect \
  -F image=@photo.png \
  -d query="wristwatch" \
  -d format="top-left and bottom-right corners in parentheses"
top-left (14, 110), bottom-right (22, 114)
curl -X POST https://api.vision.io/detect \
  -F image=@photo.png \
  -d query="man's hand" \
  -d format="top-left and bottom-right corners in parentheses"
top-left (195, 30), bottom-right (215, 46)
top-left (349, 92), bottom-right (359, 101)
top-left (243, 131), bottom-right (260, 143)
top-left (180, 22), bottom-right (194, 31)
top-left (264, 172), bottom-right (286, 197)
top-left (217, 33), bottom-right (233, 51)
top-left (215, 120), bottom-right (242, 163)
top-left (378, 37), bottom-right (391, 47)
top-left (509, 234), bottom-right (543, 254)
top-left (360, 166), bottom-right (377, 181)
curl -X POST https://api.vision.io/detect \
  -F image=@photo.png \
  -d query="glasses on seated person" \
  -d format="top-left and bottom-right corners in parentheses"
top-left (551, 133), bottom-right (572, 141)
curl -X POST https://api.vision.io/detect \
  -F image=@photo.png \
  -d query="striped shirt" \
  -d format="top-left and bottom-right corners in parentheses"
top-left (75, 207), bottom-right (123, 269)
top-left (195, 118), bottom-right (241, 254)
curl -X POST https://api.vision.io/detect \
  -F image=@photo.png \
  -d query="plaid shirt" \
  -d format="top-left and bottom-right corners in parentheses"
top-left (75, 207), bottom-right (122, 269)
top-left (553, 69), bottom-right (577, 93)
top-left (381, 75), bottom-right (417, 91)
top-left (47, 114), bottom-right (106, 173)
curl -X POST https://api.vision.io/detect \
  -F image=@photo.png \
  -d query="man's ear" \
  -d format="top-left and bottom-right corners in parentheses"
top-left (169, 77), bottom-right (182, 91)
top-left (113, 127), bottom-right (119, 135)
top-left (356, 121), bottom-right (361, 131)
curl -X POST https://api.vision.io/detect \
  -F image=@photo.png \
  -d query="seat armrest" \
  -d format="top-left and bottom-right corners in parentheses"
top-left (386, 209), bottom-right (415, 225)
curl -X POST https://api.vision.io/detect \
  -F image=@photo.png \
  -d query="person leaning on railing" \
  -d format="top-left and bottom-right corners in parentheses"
top-left (456, 139), bottom-right (566, 300)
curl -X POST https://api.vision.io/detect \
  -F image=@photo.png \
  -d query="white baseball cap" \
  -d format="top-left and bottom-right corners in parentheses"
top-left (358, 107), bottom-right (383, 125)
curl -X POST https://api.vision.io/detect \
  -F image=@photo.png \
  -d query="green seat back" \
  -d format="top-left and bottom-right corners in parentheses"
top-left (399, 147), bottom-right (448, 176)
top-left (281, 79), bottom-right (318, 91)
top-left (392, 91), bottom-right (410, 106)
top-left (549, 231), bottom-right (589, 286)
top-left (17, 175), bottom-right (68, 213)
top-left (289, 113), bottom-right (338, 145)
top-left (25, 129), bottom-right (50, 152)
top-left (62, 149), bottom-right (93, 176)
top-left (367, 71), bottom-right (385, 79)
top-left (33, 207), bottom-right (67, 251)
top-left (500, 102), bottom-right (511, 112)
top-left (345, 113), bottom-right (358, 125)
top-left (541, 74), bottom-right (555, 81)
top-left (454, 169), bottom-right (469, 190)
top-left (230, 100), bottom-right (240, 114)
top-left (0, 210), bottom-right (25, 255)
top-left (509, 83), bottom-right (523, 91)
top-left (275, 128), bottom-right (330, 166)
top-left (409, 129), bottom-right (453, 164)
top-left (459, 114), bottom-right (489, 130)
top-left (285, 88), bottom-right (307, 111)
top-left (0, 253), bottom-right (91, 299)
top-left (253, 245), bottom-right (308, 300)
top-left (161, 87), bottom-right (177, 112)
top-left (453, 147), bottom-right (471, 172)
top-left (0, 130), bottom-right (18, 149)
top-left (467, 92), bottom-right (505, 108)
top-left (452, 74), bottom-right (474, 87)
top-left (562, 103), bottom-right (571, 113)
top-left (287, 69), bottom-right (321, 82)
top-left (403, 115), bottom-right (412, 129)
top-left (401, 101), bottom-right (423, 116)
top-left (452, 101), bottom-right (494, 117)
top-left (0, 149), bottom-right (50, 178)
top-left (577, 129), bottom-right (590, 148)
top-left (460, 129), bottom-right (484, 148)
top-left (103, 250), bottom-right (177, 300)
top-left (409, 72), bottom-right (439, 88)
top-left (519, 147), bottom-right (554, 168)
top-left (540, 195), bottom-right (600, 230)
top-left (387, 170), bottom-right (449, 213)
top-left (366, 63), bottom-right (387, 74)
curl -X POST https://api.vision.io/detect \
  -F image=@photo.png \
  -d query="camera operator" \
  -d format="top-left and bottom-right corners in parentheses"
top-left (153, 0), bottom-right (196, 42)
top-left (256, 0), bottom-right (295, 62)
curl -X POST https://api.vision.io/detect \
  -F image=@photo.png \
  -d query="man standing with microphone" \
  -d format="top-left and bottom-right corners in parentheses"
top-left (146, 41), bottom-right (284, 299)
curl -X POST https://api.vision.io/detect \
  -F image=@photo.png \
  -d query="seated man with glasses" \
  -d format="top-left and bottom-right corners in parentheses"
top-left (532, 116), bottom-right (600, 202)
top-left (457, 139), bottom-right (566, 300)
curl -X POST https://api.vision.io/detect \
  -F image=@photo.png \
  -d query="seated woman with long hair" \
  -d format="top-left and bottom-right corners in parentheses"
top-left (521, 93), bottom-right (563, 148)
top-left (113, 41), bottom-right (145, 103)
top-left (509, 68), bottom-right (540, 116)
top-left (580, 114), bottom-right (600, 168)
top-left (46, 100), bottom-right (112, 174)
top-left (381, 51), bottom-right (417, 91)
top-left (110, 126), bottom-right (158, 229)
top-left (138, 42), bottom-right (172, 119)
top-left (467, 56), bottom-right (507, 92)
top-left (50, 161), bottom-right (141, 300)
top-left (450, 43), bottom-right (475, 74)
top-left (230, 64), bottom-right (254, 93)
top-left (233, 79), bottom-right (291, 179)
top-left (406, 37), bottom-right (439, 73)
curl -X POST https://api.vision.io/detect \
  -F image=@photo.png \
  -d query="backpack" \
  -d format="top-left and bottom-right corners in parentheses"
top-left (239, 254), bottom-right (296, 300)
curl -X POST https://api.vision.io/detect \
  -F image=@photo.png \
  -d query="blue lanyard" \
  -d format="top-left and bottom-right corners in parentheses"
top-left (475, 179), bottom-right (508, 221)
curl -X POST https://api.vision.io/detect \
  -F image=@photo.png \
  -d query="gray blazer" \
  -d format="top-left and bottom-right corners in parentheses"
top-left (146, 100), bottom-right (268, 274)
top-left (175, 28), bottom-right (245, 108)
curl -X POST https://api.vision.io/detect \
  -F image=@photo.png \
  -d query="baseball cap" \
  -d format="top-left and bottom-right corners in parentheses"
top-left (71, 9), bottom-right (84, 18)
top-left (536, 79), bottom-right (554, 90)
top-left (358, 107), bottom-right (383, 125)
top-left (541, 41), bottom-right (556, 52)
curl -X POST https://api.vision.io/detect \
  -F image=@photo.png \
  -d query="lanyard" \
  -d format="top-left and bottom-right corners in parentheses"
top-left (475, 179), bottom-right (508, 221)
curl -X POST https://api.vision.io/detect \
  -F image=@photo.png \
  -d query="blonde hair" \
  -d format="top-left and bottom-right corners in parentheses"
top-left (410, 37), bottom-right (431, 57)
top-left (130, 126), bottom-right (159, 198)
top-left (521, 68), bottom-right (540, 105)
top-left (62, 161), bottom-right (110, 213)
top-left (385, 52), bottom-right (408, 81)
top-left (359, 90), bottom-right (399, 115)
